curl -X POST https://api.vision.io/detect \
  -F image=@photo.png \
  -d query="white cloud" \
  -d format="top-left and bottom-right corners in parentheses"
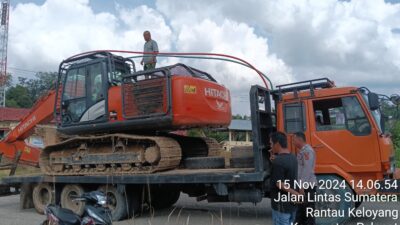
top-left (173, 19), bottom-right (292, 90)
top-left (156, 0), bottom-right (400, 95)
top-left (8, 0), bottom-right (400, 114)
top-left (169, 19), bottom-right (293, 114)
top-left (9, 0), bottom-right (172, 71)
top-left (9, 0), bottom-right (292, 114)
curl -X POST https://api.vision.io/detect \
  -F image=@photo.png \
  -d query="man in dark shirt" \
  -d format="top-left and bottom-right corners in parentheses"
top-left (270, 131), bottom-right (301, 225)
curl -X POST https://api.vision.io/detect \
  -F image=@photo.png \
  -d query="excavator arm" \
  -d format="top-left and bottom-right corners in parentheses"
top-left (0, 90), bottom-right (56, 167)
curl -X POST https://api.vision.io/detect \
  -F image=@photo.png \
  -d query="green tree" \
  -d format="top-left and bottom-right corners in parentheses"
top-left (18, 72), bottom-right (57, 103)
top-left (5, 71), bottom-right (57, 108)
top-left (390, 121), bottom-right (400, 167)
top-left (5, 85), bottom-right (33, 108)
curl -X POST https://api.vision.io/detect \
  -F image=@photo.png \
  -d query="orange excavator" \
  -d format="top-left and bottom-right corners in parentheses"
top-left (0, 51), bottom-right (232, 173)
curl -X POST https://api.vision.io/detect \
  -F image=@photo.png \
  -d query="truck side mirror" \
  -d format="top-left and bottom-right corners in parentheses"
top-left (368, 92), bottom-right (379, 110)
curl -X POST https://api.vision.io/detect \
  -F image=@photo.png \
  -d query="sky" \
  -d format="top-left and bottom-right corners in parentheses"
top-left (6, 0), bottom-right (400, 115)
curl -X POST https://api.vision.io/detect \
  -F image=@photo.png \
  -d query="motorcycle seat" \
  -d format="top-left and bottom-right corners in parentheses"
top-left (48, 205), bottom-right (81, 225)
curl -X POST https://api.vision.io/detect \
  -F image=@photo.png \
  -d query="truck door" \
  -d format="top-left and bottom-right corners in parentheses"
top-left (308, 95), bottom-right (381, 174)
top-left (61, 62), bottom-right (107, 125)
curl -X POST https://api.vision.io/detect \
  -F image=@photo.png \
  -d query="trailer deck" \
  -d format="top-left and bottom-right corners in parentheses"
top-left (1, 168), bottom-right (265, 185)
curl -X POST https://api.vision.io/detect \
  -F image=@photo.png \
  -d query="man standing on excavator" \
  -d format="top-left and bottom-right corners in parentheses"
top-left (141, 31), bottom-right (159, 70)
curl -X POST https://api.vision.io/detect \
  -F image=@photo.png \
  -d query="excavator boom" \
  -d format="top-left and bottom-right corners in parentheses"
top-left (0, 90), bottom-right (56, 166)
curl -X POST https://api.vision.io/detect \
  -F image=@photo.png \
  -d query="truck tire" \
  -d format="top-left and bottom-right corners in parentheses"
top-left (98, 185), bottom-right (128, 221)
top-left (32, 183), bottom-right (54, 214)
top-left (315, 175), bottom-right (355, 225)
top-left (231, 146), bottom-right (253, 158)
top-left (230, 156), bottom-right (254, 168)
top-left (149, 187), bottom-right (180, 209)
top-left (183, 156), bottom-right (225, 169)
top-left (60, 184), bottom-right (85, 216)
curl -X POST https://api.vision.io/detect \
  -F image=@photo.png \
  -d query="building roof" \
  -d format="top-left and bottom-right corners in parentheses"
top-left (228, 119), bottom-right (252, 131)
top-left (0, 107), bottom-right (30, 122)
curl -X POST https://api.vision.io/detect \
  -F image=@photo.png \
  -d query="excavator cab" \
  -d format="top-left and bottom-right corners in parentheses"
top-left (55, 52), bottom-right (135, 133)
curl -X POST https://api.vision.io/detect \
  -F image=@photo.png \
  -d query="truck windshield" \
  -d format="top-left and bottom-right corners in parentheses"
top-left (361, 93), bottom-right (383, 133)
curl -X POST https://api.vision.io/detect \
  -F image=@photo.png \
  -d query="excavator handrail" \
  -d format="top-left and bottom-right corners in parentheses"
top-left (66, 50), bottom-right (272, 90)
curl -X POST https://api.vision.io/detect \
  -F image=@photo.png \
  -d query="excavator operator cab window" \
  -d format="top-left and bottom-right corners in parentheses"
top-left (88, 64), bottom-right (104, 104)
top-left (62, 67), bottom-right (87, 123)
top-left (62, 62), bottom-right (106, 125)
top-left (312, 96), bottom-right (371, 136)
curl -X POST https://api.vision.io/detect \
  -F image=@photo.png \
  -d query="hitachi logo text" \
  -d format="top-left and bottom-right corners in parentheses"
top-left (204, 88), bottom-right (228, 101)
top-left (17, 115), bottom-right (36, 135)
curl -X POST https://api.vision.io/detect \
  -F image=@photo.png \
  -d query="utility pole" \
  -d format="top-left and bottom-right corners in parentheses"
top-left (0, 0), bottom-right (9, 107)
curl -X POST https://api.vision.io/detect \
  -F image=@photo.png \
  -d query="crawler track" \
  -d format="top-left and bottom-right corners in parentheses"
top-left (40, 134), bottom-right (182, 175)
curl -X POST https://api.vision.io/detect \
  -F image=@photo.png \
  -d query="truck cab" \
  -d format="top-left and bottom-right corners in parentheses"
top-left (273, 79), bottom-right (395, 189)
top-left (271, 78), bottom-right (396, 224)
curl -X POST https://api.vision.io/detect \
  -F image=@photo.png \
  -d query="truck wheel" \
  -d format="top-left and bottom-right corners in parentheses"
top-left (98, 185), bottom-right (128, 221)
top-left (149, 187), bottom-right (180, 209)
top-left (32, 183), bottom-right (54, 214)
top-left (184, 156), bottom-right (225, 169)
top-left (60, 184), bottom-right (85, 216)
top-left (230, 157), bottom-right (254, 168)
top-left (315, 175), bottom-right (355, 225)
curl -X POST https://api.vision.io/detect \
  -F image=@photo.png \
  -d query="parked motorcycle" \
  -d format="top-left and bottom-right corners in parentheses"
top-left (41, 191), bottom-right (112, 225)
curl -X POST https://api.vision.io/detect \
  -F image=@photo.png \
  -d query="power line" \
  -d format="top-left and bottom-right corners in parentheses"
top-left (8, 66), bottom-right (39, 74)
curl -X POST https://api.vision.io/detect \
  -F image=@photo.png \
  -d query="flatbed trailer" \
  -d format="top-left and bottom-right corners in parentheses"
top-left (0, 168), bottom-right (263, 185)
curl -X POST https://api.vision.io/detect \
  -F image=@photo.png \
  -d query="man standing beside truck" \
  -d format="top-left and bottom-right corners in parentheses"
top-left (270, 132), bottom-right (301, 225)
top-left (293, 132), bottom-right (317, 225)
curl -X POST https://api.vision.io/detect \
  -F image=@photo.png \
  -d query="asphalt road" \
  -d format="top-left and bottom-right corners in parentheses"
top-left (0, 194), bottom-right (398, 225)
